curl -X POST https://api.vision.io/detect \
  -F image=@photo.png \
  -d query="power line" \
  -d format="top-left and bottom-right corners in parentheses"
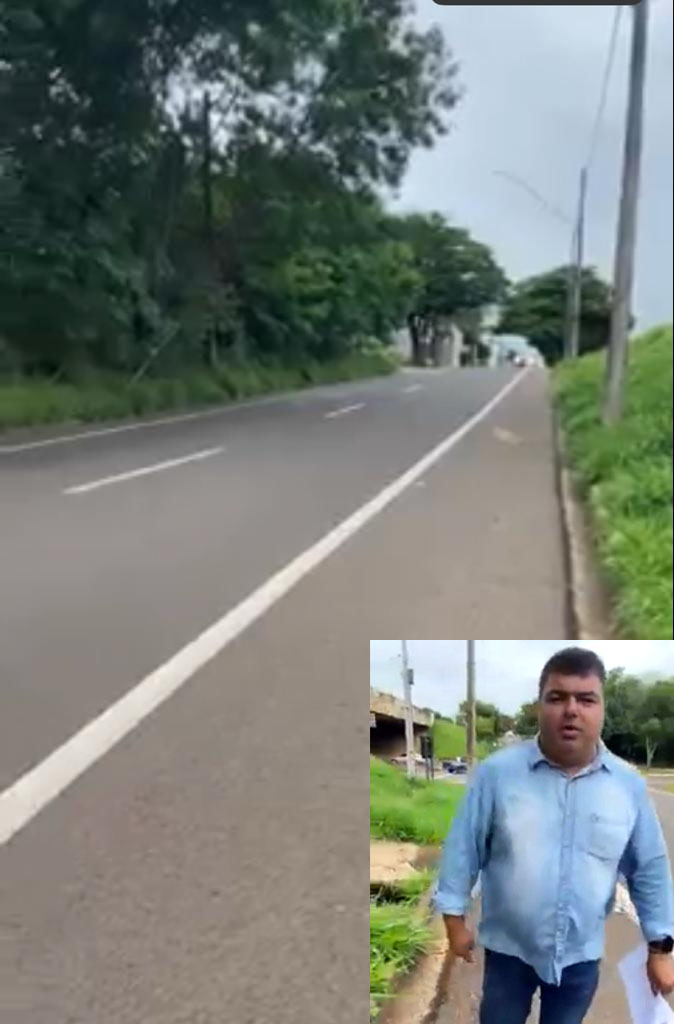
top-left (492, 170), bottom-right (572, 227)
top-left (586, 5), bottom-right (624, 173)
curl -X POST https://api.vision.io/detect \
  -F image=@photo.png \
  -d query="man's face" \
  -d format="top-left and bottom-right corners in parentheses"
top-left (538, 672), bottom-right (604, 764)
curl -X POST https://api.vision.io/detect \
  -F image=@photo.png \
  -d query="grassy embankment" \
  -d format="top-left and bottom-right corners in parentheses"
top-left (370, 757), bottom-right (463, 1021)
top-left (432, 718), bottom-right (490, 762)
top-left (553, 325), bottom-right (672, 639)
top-left (0, 349), bottom-right (398, 432)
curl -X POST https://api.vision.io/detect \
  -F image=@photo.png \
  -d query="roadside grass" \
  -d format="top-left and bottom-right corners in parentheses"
top-left (432, 718), bottom-right (490, 761)
top-left (370, 756), bottom-right (463, 845)
top-left (370, 869), bottom-right (436, 907)
top-left (369, 757), bottom-right (465, 1020)
top-left (553, 325), bottom-right (673, 638)
top-left (370, 757), bottom-right (463, 1020)
top-left (370, 901), bottom-right (433, 1022)
top-left (0, 349), bottom-right (399, 432)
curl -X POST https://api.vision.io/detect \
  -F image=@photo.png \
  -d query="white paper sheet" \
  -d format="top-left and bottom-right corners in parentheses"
top-left (618, 944), bottom-right (674, 1024)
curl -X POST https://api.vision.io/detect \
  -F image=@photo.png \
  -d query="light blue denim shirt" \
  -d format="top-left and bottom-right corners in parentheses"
top-left (435, 739), bottom-right (674, 985)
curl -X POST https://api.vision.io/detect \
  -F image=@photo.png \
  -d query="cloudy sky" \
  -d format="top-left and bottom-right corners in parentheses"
top-left (370, 641), bottom-right (674, 716)
top-left (391, 3), bottom-right (673, 331)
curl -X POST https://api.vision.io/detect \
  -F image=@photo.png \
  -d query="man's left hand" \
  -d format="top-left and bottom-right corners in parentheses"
top-left (647, 952), bottom-right (674, 997)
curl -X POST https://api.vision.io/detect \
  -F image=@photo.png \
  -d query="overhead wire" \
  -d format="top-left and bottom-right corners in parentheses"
top-left (585, 5), bottom-right (624, 174)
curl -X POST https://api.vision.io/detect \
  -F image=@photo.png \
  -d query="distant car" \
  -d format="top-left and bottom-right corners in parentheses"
top-left (443, 758), bottom-right (468, 774)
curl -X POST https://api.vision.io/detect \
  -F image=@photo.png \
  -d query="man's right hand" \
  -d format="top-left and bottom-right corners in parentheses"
top-left (443, 915), bottom-right (476, 963)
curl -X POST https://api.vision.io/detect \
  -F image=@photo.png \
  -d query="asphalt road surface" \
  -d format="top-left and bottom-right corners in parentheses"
top-left (0, 366), bottom-right (568, 1024)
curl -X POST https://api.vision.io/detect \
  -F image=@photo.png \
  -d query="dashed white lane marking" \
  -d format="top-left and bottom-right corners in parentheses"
top-left (323, 403), bottom-right (365, 420)
top-left (63, 447), bottom-right (224, 495)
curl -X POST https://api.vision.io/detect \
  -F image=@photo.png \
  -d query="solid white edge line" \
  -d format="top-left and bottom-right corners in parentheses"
top-left (0, 399), bottom-right (291, 454)
top-left (63, 447), bottom-right (224, 495)
top-left (0, 370), bottom-right (526, 846)
top-left (1, 379), bottom-right (360, 454)
top-left (324, 402), bottom-right (366, 420)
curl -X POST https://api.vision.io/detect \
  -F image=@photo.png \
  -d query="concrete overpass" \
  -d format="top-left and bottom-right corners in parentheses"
top-left (370, 688), bottom-right (434, 758)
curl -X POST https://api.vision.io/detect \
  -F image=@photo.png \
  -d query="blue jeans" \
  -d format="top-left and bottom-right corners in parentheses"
top-left (480, 949), bottom-right (600, 1024)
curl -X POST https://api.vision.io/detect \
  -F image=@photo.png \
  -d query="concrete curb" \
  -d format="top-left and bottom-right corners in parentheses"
top-left (553, 411), bottom-right (613, 642)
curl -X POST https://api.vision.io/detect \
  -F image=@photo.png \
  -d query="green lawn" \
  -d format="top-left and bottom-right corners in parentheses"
top-left (0, 349), bottom-right (398, 432)
top-left (553, 325), bottom-right (673, 638)
top-left (432, 718), bottom-right (490, 761)
top-left (370, 757), bottom-right (463, 847)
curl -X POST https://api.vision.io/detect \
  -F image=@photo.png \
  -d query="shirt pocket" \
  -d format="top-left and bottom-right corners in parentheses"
top-left (583, 813), bottom-right (630, 862)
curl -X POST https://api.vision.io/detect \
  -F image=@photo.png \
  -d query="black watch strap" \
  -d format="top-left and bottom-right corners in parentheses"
top-left (648, 936), bottom-right (674, 954)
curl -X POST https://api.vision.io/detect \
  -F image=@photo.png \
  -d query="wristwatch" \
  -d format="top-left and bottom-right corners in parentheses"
top-left (648, 937), bottom-right (674, 954)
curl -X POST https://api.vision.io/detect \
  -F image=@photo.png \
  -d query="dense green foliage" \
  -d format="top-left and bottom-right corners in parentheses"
top-left (554, 325), bottom-right (672, 638)
top-left (602, 669), bottom-right (674, 768)
top-left (395, 213), bottom-right (508, 364)
top-left (497, 265), bottom-right (613, 365)
top-left (0, 0), bottom-right (506, 396)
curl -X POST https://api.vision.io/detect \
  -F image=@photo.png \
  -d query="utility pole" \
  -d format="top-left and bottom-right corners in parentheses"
top-left (201, 90), bottom-right (218, 368)
top-left (564, 167), bottom-right (587, 360)
top-left (466, 640), bottom-right (476, 770)
top-left (603, 0), bottom-right (649, 425)
top-left (401, 641), bottom-right (416, 780)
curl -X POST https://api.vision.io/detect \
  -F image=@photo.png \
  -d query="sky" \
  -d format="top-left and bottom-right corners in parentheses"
top-left (369, 641), bottom-right (674, 716)
top-left (390, 3), bottom-right (673, 331)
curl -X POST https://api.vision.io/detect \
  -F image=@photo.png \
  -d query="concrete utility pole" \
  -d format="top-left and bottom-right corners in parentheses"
top-left (603, 0), bottom-right (649, 425)
top-left (401, 641), bottom-right (416, 779)
top-left (564, 167), bottom-right (587, 360)
top-left (466, 640), bottom-right (476, 770)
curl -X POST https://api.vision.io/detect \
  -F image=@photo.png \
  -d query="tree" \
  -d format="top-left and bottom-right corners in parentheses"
top-left (496, 266), bottom-right (613, 365)
top-left (640, 718), bottom-right (662, 771)
top-left (0, 0), bottom-right (461, 375)
top-left (396, 213), bottom-right (507, 366)
top-left (602, 668), bottom-right (644, 760)
top-left (457, 700), bottom-right (511, 740)
top-left (634, 680), bottom-right (674, 767)
top-left (515, 701), bottom-right (539, 738)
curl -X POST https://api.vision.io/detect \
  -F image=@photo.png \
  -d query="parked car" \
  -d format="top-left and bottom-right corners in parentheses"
top-left (443, 758), bottom-right (468, 774)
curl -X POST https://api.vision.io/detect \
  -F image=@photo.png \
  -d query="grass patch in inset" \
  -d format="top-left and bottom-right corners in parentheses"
top-left (370, 902), bottom-right (432, 1022)
top-left (432, 718), bottom-right (490, 761)
top-left (370, 757), bottom-right (463, 846)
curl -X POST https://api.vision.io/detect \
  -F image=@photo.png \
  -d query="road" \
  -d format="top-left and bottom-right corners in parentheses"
top-left (0, 366), bottom-right (567, 1024)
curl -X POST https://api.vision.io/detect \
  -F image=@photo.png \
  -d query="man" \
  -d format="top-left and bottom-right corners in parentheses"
top-left (435, 647), bottom-right (674, 1024)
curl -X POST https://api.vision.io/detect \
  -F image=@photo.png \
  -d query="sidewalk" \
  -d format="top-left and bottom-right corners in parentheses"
top-left (435, 910), bottom-right (642, 1023)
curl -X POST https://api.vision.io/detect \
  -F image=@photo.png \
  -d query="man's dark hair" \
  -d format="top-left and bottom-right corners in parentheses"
top-left (538, 647), bottom-right (606, 697)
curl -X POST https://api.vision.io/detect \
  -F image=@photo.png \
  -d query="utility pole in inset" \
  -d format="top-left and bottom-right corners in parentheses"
top-left (564, 167), bottom-right (587, 360)
top-left (466, 640), bottom-right (476, 770)
top-left (401, 640), bottom-right (416, 780)
top-left (603, 0), bottom-right (649, 425)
